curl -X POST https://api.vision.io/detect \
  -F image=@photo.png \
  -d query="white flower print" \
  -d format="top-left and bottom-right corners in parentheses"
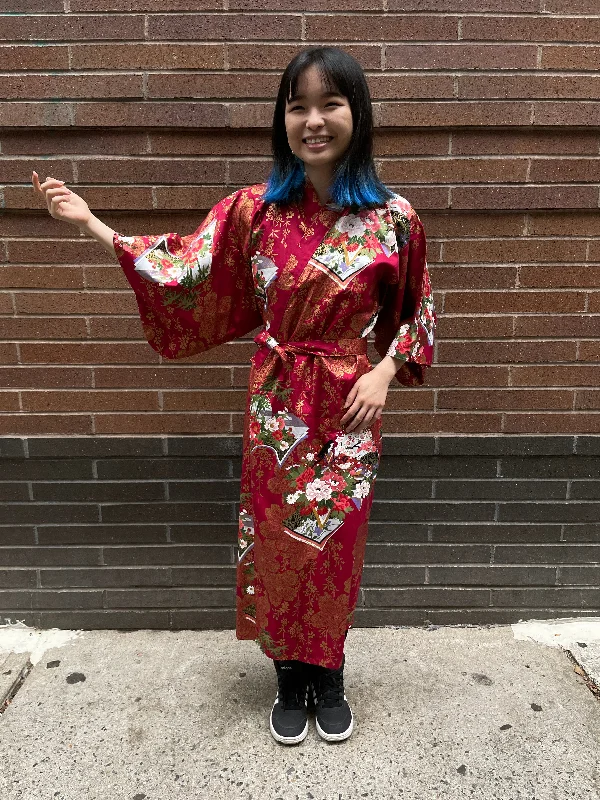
top-left (245, 585), bottom-right (255, 595)
top-left (353, 480), bottom-right (371, 499)
top-left (306, 453), bottom-right (315, 462)
top-left (239, 538), bottom-right (247, 549)
top-left (305, 479), bottom-right (333, 502)
top-left (286, 491), bottom-right (301, 504)
top-left (265, 416), bottom-right (280, 432)
top-left (336, 214), bottom-right (366, 239)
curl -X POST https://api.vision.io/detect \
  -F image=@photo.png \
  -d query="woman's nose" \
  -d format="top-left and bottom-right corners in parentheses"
top-left (306, 108), bottom-right (325, 128)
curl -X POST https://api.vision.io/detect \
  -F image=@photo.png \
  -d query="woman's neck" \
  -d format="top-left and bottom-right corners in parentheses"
top-left (305, 164), bottom-right (334, 206)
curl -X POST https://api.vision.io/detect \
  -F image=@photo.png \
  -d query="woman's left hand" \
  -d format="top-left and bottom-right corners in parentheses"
top-left (341, 360), bottom-right (397, 433)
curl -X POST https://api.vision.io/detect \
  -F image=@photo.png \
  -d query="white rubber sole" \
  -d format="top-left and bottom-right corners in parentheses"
top-left (269, 697), bottom-right (309, 745)
top-left (315, 709), bottom-right (354, 742)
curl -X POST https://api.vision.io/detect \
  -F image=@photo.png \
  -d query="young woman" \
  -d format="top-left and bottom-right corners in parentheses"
top-left (32, 46), bottom-right (436, 746)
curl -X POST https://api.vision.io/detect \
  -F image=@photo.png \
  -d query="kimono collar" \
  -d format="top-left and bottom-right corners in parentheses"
top-left (303, 176), bottom-right (345, 213)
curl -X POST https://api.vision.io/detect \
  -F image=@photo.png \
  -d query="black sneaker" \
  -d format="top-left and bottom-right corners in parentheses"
top-left (310, 655), bottom-right (353, 742)
top-left (269, 660), bottom-right (309, 745)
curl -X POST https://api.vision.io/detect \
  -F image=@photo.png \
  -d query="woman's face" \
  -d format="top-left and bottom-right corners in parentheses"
top-left (284, 64), bottom-right (353, 170)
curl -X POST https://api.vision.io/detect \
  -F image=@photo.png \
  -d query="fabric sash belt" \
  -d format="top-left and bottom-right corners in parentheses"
top-left (253, 329), bottom-right (367, 367)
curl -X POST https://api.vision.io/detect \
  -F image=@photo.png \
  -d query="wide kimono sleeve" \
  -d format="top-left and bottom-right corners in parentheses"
top-left (112, 186), bottom-right (263, 359)
top-left (373, 203), bottom-right (437, 386)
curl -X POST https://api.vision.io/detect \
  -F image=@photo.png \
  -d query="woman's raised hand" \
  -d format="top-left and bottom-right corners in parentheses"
top-left (31, 171), bottom-right (92, 228)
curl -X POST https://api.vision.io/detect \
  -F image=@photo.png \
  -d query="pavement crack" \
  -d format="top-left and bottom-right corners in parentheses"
top-left (564, 649), bottom-right (600, 701)
top-left (0, 655), bottom-right (33, 715)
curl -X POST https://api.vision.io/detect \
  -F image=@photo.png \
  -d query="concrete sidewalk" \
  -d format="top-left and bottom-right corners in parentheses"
top-left (0, 620), bottom-right (599, 800)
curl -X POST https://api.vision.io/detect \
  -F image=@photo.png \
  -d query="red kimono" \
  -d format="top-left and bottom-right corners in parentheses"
top-left (113, 178), bottom-right (436, 669)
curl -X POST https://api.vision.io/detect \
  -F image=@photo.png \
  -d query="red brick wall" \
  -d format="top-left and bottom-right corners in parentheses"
top-left (1, 3), bottom-right (599, 436)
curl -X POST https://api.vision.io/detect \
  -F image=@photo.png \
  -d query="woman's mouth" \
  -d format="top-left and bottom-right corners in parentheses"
top-left (303, 136), bottom-right (333, 151)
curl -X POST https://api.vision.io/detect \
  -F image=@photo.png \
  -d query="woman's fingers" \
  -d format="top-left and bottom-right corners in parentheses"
top-left (345, 404), bottom-right (370, 433)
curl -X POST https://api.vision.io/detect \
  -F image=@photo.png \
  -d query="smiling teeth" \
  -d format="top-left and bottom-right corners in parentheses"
top-left (305, 137), bottom-right (331, 144)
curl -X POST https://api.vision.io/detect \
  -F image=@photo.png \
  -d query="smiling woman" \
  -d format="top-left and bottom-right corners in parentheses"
top-left (263, 47), bottom-right (396, 211)
top-left (32, 45), bottom-right (436, 749)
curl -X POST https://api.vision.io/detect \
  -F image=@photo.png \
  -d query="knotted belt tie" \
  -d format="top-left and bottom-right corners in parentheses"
top-left (253, 329), bottom-right (367, 368)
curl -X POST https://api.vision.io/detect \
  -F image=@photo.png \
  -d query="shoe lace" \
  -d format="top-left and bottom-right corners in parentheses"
top-left (276, 669), bottom-right (306, 711)
top-left (315, 668), bottom-right (344, 709)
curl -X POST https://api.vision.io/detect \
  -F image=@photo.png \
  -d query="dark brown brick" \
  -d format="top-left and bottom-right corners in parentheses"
top-left (529, 211), bottom-right (600, 236)
top-left (422, 212), bottom-right (525, 238)
top-left (72, 44), bottom-right (224, 70)
top-left (152, 13), bottom-right (300, 40)
top-left (71, 0), bottom-right (221, 8)
top-left (438, 389), bottom-right (574, 411)
top-left (0, 415), bottom-right (93, 435)
top-left (437, 316), bottom-right (514, 339)
top-left (542, 45), bottom-right (600, 71)
top-left (504, 415), bottom-right (600, 434)
top-left (520, 266), bottom-right (600, 289)
top-left (389, 0), bottom-right (539, 8)
top-left (534, 103), bottom-right (600, 127)
top-left (74, 102), bottom-right (229, 129)
top-left (511, 365), bottom-right (600, 387)
top-left (577, 341), bottom-right (600, 361)
top-left (451, 186), bottom-right (598, 210)
top-left (15, 292), bottom-right (137, 315)
top-left (368, 74), bottom-right (454, 100)
top-left (380, 158), bottom-right (527, 184)
top-left (426, 366), bottom-right (510, 387)
top-left (443, 291), bottom-right (586, 314)
top-left (79, 158), bottom-right (226, 186)
top-left (437, 340), bottom-right (577, 364)
top-left (21, 391), bottom-right (159, 413)
top-left (148, 130), bottom-right (268, 157)
top-left (0, 74), bottom-right (142, 101)
top-left (514, 315), bottom-right (600, 338)
top-left (382, 412), bottom-right (503, 434)
top-left (0, 15), bottom-right (144, 41)
top-left (0, 266), bottom-right (84, 289)
top-left (430, 268), bottom-right (517, 290)
top-left (93, 366), bottom-right (231, 389)
top-left (575, 390), bottom-right (600, 410)
top-left (386, 44), bottom-right (536, 70)
top-left (0, 392), bottom-right (20, 411)
top-left (0, 101), bottom-right (75, 127)
top-left (229, 103), bottom-right (272, 128)
top-left (0, 367), bottom-right (93, 389)
top-left (375, 131), bottom-right (450, 157)
top-left (19, 343), bottom-right (160, 365)
top-left (0, 343), bottom-right (18, 364)
top-left (228, 43), bottom-right (382, 70)
top-left (544, 0), bottom-right (599, 9)
top-left (162, 390), bottom-right (247, 412)
top-left (380, 101), bottom-right (531, 128)
top-left (4, 129), bottom-right (148, 157)
top-left (148, 72), bottom-right (279, 100)
top-left (307, 14), bottom-right (453, 41)
top-left (464, 16), bottom-right (600, 43)
top-left (94, 413), bottom-right (232, 435)
top-left (452, 130), bottom-right (600, 156)
top-left (231, 0), bottom-right (381, 8)
top-left (443, 239), bottom-right (586, 264)
top-left (0, 294), bottom-right (14, 314)
top-left (0, 45), bottom-right (68, 71)
top-left (459, 75), bottom-right (600, 101)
